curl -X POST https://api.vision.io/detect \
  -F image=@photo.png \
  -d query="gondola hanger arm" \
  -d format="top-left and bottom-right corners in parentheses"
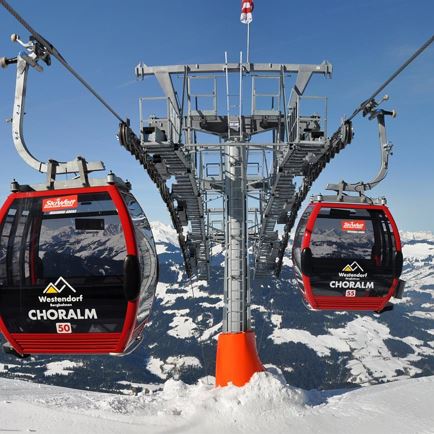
top-left (0, 0), bottom-right (152, 186)
top-left (5, 33), bottom-right (105, 179)
top-left (326, 96), bottom-right (396, 196)
top-left (324, 34), bottom-right (434, 197)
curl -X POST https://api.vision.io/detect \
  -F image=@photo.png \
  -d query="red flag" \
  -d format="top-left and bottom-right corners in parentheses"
top-left (240, 0), bottom-right (254, 24)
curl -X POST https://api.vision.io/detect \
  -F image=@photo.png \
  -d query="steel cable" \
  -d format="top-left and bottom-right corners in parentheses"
top-left (0, 0), bottom-right (124, 123)
top-left (348, 34), bottom-right (434, 121)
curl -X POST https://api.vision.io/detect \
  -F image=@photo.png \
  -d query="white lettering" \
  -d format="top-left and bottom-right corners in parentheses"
top-left (42, 197), bottom-right (77, 211)
top-left (38, 295), bottom-right (84, 303)
top-left (330, 281), bottom-right (375, 289)
top-left (67, 310), bottom-right (77, 320)
top-left (28, 309), bottom-right (98, 321)
top-left (87, 308), bottom-right (97, 319)
top-left (338, 272), bottom-right (368, 278)
top-left (47, 310), bottom-right (57, 320)
top-left (37, 310), bottom-right (47, 320)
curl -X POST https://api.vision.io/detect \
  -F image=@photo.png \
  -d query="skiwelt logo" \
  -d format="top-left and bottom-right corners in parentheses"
top-left (341, 220), bottom-right (366, 232)
top-left (42, 195), bottom-right (78, 212)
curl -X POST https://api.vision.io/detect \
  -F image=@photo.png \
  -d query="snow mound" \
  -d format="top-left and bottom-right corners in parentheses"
top-left (1, 373), bottom-right (434, 433)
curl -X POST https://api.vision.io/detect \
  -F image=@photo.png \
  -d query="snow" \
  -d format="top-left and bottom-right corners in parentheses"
top-left (155, 244), bottom-right (169, 254)
top-left (400, 231), bottom-right (433, 267)
top-left (166, 315), bottom-right (198, 339)
top-left (148, 225), bottom-right (434, 390)
top-left (402, 262), bottom-right (434, 299)
top-left (151, 221), bottom-right (179, 246)
top-left (2, 224), bottom-right (434, 431)
top-left (211, 244), bottom-right (224, 256)
top-left (0, 363), bottom-right (19, 373)
top-left (0, 373), bottom-right (433, 433)
top-left (200, 300), bottom-right (224, 309)
top-left (44, 360), bottom-right (84, 377)
top-left (198, 321), bottom-right (222, 342)
top-left (282, 256), bottom-right (292, 267)
top-left (116, 381), bottom-right (162, 394)
top-left (271, 327), bottom-right (351, 356)
top-left (146, 356), bottom-right (202, 380)
top-left (400, 231), bottom-right (434, 242)
top-left (249, 239), bottom-right (434, 384)
top-left (251, 303), bottom-right (267, 313)
top-left (163, 308), bottom-right (199, 339)
top-left (270, 314), bottom-right (282, 328)
top-left (403, 242), bottom-right (434, 260)
top-left (146, 356), bottom-right (166, 380)
top-left (269, 316), bottom-right (434, 384)
top-left (156, 280), bottom-right (221, 307)
top-left (407, 311), bottom-right (434, 320)
top-left (151, 221), bottom-right (181, 253)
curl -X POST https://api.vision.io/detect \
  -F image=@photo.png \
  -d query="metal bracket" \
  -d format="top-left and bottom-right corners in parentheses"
top-left (312, 192), bottom-right (387, 206)
top-left (326, 96), bottom-right (395, 195)
top-left (6, 34), bottom-right (104, 177)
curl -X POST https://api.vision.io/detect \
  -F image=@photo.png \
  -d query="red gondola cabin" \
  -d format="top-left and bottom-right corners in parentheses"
top-left (292, 201), bottom-right (404, 312)
top-left (0, 184), bottom-right (158, 356)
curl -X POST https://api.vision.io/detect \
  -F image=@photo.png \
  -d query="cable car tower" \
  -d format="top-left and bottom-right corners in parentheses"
top-left (122, 55), bottom-right (348, 385)
top-left (123, 33), bottom-right (433, 383)
top-left (1, 0), bottom-right (433, 387)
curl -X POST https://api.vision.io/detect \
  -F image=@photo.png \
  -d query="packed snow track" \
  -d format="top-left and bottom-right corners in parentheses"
top-left (0, 372), bottom-right (433, 433)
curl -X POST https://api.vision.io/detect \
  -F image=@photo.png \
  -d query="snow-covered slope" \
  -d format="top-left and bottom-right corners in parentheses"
top-left (0, 224), bottom-right (433, 393)
top-left (0, 372), bottom-right (433, 434)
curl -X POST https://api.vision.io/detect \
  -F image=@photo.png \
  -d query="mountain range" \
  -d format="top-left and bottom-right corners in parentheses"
top-left (0, 222), bottom-right (433, 394)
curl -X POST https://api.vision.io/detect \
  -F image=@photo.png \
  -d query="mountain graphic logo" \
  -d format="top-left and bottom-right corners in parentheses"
top-left (342, 262), bottom-right (364, 273)
top-left (43, 277), bottom-right (77, 294)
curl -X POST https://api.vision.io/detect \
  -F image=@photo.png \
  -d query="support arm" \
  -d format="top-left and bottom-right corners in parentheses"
top-left (326, 100), bottom-right (395, 194)
top-left (12, 55), bottom-right (104, 174)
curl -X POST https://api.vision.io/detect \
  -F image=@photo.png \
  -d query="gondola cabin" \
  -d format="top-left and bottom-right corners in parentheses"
top-left (0, 184), bottom-right (158, 356)
top-left (292, 201), bottom-right (404, 312)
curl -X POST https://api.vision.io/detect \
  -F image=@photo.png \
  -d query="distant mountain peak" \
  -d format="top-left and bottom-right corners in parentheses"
top-left (400, 231), bottom-right (434, 243)
top-left (150, 221), bottom-right (179, 246)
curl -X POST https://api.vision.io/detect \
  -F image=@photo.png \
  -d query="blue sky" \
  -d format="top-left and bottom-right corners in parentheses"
top-left (0, 0), bottom-right (433, 232)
